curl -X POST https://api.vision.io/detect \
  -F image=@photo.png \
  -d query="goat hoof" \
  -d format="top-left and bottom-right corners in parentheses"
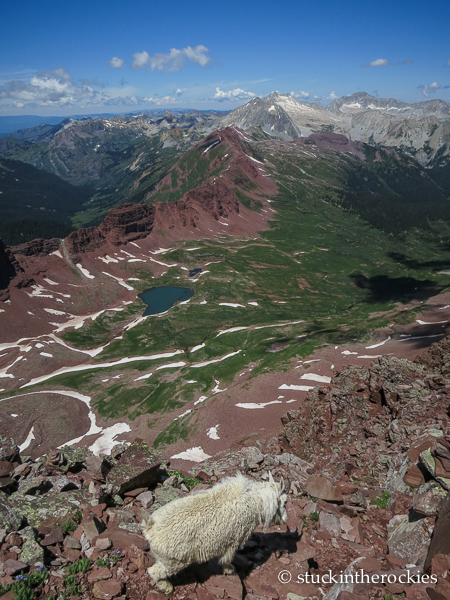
top-left (223, 566), bottom-right (236, 575)
top-left (157, 580), bottom-right (174, 595)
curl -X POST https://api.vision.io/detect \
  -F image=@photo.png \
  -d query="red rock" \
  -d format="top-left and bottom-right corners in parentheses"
top-left (41, 526), bottom-right (64, 547)
top-left (5, 534), bottom-right (21, 548)
top-left (431, 554), bottom-right (450, 577)
top-left (386, 554), bottom-right (404, 568)
top-left (146, 592), bottom-right (167, 600)
top-left (306, 477), bottom-right (343, 503)
top-left (427, 582), bottom-right (450, 600)
top-left (106, 439), bottom-right (161, 496)
top-left (436, 457), bottom-right (450, 478)
top-left (87, 567), bottom-right (112, 583)
top-left (389, 491), bottom-right (414, 514)
top-left (92, 578), bottom-right (123, 599)
top-left (82, 516), bottom-right (105, 543)
top-left (3, 559), bottom-right (28, 576)
top-left (425, 494), bottom-right (450, 570)
top-left (358, 556), bottom-right (382, 572)
top-left (62, 548), bottom-right (82, 562)
top-left (96, 529), bottom-right (146, 551)
top-left (315, 531), bottom-right (332, 540)
top-left (0, 240), bottom-right (32, 300)
top-left (91, 503), bottom-right (107, 518)
top-left (124, 487), bottom-right (147, 497)
top-left (96, 537), bottom-right (112, 550)
top-left (0, 462), bottom-right (14, 478)
top-left (337, 593), bottom-right (367, 600)
top-left (205, 575), bottom-right (242, 600)
top-left (292, 542), bottom-right (316, 562)
top-left (408, 438), bottom-right (438, 463)
top-left (336, 482), bottom-right (359, 495)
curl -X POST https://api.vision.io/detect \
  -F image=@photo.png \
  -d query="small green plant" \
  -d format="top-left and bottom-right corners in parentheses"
top-left (110, 549), bottom-right (121, 565)
top-left (0, 566), bottom-right (49, 599)
top-left (61, 509), bottom-right (83, 535)
top-left (310, 511), bottom-right (320, 524)
top-left (302, 515), bottom-right (308, 529)
top-left (166, 469), bottom-right (201, 490)
top-left (371, 491), bottom-right (392, 508)
top-left (66, 558), bottom-right (92, 575)
top-left (310, 496), bottom-right (318, 502)
top-left (95, 557), bottom-right (110, 568)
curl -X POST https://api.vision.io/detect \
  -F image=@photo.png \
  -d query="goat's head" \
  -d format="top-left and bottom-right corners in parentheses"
top-left (269, 472), bottom-right (290, 525)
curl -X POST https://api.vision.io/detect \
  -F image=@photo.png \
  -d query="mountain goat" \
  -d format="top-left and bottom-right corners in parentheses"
top-left (143, 472), bottom-right (290, 594)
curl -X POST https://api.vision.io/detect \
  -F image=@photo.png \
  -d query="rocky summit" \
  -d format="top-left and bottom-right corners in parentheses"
top-left (1, 336), bottom-right (450, 599)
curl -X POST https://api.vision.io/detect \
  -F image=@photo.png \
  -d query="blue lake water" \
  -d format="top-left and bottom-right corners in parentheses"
top-left (139, 286), bottom-right (194, 316)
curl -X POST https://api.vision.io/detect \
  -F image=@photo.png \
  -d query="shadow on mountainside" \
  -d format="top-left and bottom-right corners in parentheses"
top-left (387, 251), bottom-right (450, 271)
top-left (350, 273), bottom-right (440, 303)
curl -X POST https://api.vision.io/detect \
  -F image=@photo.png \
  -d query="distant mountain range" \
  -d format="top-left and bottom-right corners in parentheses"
top-left (223, 91), bottom-right (450, 166)
top-left (1, 91), bottom-right (450, 245)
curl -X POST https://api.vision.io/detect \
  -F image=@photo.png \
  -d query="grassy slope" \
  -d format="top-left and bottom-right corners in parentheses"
top-left (36, 138), bottom-right (450, 449)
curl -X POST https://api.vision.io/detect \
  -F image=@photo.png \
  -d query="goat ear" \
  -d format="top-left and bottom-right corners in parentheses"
top-left (279, 477), bottom-right (285, 492)
top-left (268, 471), bottom-right (275, 485)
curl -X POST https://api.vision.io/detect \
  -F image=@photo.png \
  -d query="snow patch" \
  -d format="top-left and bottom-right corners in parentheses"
top-left (207, 425), bottom-right (220, 440)
top-left (76, 264), bottom-right (95, 279)
top-left (170, 447), bottom-right (211, 462)
top-left (236, 400), bottom-right (283, 409)
top-left (300, 373), bottom-right (331, 383)
top-left (19, 427), bottom-right (36, 452)
top-left (278, 384), bottom-right (314, 391)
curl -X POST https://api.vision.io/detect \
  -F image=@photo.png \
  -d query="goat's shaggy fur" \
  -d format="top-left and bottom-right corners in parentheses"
top-left (143, 473), bottom-right (289, 594)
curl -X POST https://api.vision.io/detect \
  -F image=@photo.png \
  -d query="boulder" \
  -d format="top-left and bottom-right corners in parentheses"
top-left (41, 526), bottom-right (64, 547)
top-left (0, 438), bottom-right (19, 463)
top-left (305, 476), bottom-right (343, 503)
top-left (388, 516), bottom-right (433, 569)
top-left (403, 464), bottom-right (426, 488)
top-left (20, 526), bottom-right (44, 566)
top-left (85, 455), bottom-right (112, 482)
top-left (412, 482), bottom-right (447, 516)
top-left (3, 559), bottom-right (28, 576)
top-left (136, 491), bottom-right (154, 509)
top-left (92, 578), bottom-right (123, 599)
top-left (0, 492), bottom-right (22, 533)
top-left (425, 492), bottom-right (450, 571)
top-left (319, 513), bottom-right (341, 537)
top-left (10, 488), bottom-right (91, 528)
top-left (105, 439), bottom-right (161, 496)
top-left (420, 448), bottom-right (450, 490)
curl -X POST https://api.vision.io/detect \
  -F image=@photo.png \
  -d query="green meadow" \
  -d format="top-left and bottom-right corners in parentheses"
top-left (17, 137), bottom-right (450, 448)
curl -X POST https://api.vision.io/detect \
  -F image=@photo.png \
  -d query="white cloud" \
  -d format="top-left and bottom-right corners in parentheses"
top-left (174, 88), bottom-right (185, 96)
top-left (326, 91), bottom-right (338, 100)
top-left (0, 67), bottom-right (98, 108)
top-left (365, 58), bottom-right (390, 67)
top-left (132, 45), bottom-right (212, 71)
top-left (213, 87), bottom-right (256, 102)
top-left (290, 90), bottom-right (309, 99)
top-left (109, 57), bottom-right (124, 69)
top-left (418, 82), bottom-right (441, 97)
top-left (143, 95), bottom-right (177, 105)
top-left (0, 67), bottom-right (160, 110)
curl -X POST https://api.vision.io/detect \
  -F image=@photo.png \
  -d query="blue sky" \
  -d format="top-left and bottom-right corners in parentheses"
top-left (1, 0), bottom-right (450, 116)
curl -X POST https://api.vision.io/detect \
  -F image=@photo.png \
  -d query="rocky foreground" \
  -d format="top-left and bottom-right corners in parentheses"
top-left (2, 338), bottom-right (450, 600)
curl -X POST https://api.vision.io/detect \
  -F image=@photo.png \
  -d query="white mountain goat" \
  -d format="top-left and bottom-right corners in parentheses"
top-left (142, 472), bottom-right (290, 594)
